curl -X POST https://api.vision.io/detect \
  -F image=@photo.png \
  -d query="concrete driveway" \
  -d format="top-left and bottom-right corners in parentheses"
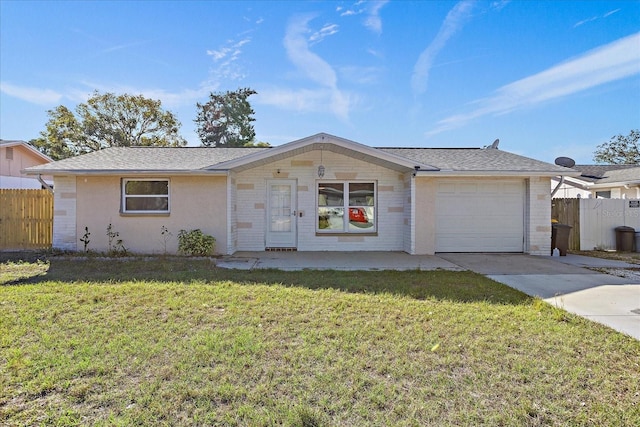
top-left (438, 253), bottom-right (640, 340)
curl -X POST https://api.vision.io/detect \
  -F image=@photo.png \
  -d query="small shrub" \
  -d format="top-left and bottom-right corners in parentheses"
top-left (177, 229), bottom-right (215, 256)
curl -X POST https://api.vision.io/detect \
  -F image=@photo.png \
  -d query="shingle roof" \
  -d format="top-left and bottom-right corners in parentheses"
top-left (593, 166), bottom-right (640, 184)
top-left (570, 164), bottom-right (640, 183)
top-left (378, 147), bottom-right (572, 173)
top-left (26, 146), bottom-right (270, 172)
top-left (24, 143), bottom-right (573, 175)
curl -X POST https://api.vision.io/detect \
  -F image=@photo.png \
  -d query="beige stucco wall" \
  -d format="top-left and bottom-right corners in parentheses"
top-left (74, 175), bottom-right (227, 254)
top-left (413, 177), bottom-right (437, 255)
top-left (233, 150), bottom-right (407, 252)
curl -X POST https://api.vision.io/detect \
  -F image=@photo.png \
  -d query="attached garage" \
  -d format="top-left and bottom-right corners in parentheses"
top-left (435, 180), bottom-right (525, 252)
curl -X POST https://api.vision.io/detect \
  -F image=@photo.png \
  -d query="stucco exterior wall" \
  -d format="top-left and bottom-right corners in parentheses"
top-left (233, 150), bottom-right (406, 252)
top-left (526, 176), bottom-right (552, 255)
top-left (413, 177), bottom-right (437, 255)
top-left (72, 175), bottom-right (227, 254)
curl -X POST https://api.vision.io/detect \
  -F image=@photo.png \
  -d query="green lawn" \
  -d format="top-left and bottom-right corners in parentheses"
top-left (1, 257), bottom-right (639, 426)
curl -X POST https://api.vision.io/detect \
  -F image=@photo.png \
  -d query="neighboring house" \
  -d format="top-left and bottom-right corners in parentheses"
top-left (551, 165), bottom-right (640, 199)
top-left (25, 133), bottom-right (577, 255)
top-left (0, 140), bottom-right (53, 189)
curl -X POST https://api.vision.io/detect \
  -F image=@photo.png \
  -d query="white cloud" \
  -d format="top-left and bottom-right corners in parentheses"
top-left (426, 32), bottom-right (640, 136)
top-left (309, 23), bottom-right (339, 45)
top-left (574, 8), bottom-right (621, 28)
top-left (283, 15), bottom-right (351, 120)
top-left (207, 37), bottom-right (251, 61)
top-left (0, 82), bottom-right (63, 105)
top-left (411, 0), bottom-right (476, 95)
top-left (364, 1), bottom-right (389, 34)
top-left (339, 1), bottom-right (389, 33)
top-left (206, 37), bottom-right (251, 82)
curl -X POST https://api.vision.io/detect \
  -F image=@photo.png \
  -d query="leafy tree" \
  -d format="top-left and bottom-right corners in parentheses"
top-left (195, 88), bottom-right (257, 147)
top-left (593, 129), bottom-right (640, 164)
top-left (243, 140), bottom-right (271, 147)
top-left (31, 91), bottom-right (186, 160)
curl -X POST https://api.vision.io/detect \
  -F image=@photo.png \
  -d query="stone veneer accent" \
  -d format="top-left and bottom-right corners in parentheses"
top-left (52, 176), bottom-right (77, 251)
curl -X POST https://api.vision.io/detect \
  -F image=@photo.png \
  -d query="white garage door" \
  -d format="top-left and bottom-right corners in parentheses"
top-left (435, 180), bottom-right (524, 252)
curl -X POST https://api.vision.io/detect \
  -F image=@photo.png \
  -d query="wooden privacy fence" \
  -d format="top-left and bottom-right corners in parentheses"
top-left (0, 189), bottom-right (53, 250)
top-left (551, 198), bottom-right (581, 251)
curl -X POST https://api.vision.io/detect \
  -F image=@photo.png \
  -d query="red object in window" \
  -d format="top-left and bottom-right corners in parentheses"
top-left (349, 208), bottom-right (368, 223)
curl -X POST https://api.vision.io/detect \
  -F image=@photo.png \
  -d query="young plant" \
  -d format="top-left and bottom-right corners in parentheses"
top-left (106, 223), bottom-right (127, 256)
top-left (177, 229), bottom-right (215, 256)
top-left (160, 225), bottom-right (173, 254)
top-left (79, 227), bottom-right (91, 252)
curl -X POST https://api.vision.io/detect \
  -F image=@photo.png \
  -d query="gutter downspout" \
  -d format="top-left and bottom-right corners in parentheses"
top-left (551, 176), bottom-right (564, 198)
top-left (38, 174), bottom-right (53, 193)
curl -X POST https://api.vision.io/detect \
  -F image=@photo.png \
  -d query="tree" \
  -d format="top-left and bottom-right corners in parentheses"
top-left (593, 129), bottom-right (640, 164)
top-left (243, 140), bottom-right (271, 147)
top-left (31, 91), bottom-right (186, 160)
top-left (195, 88), bottom-right (257, 147)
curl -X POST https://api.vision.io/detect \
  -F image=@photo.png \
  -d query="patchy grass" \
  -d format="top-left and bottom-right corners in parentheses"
top-left (577, 250), bottom-right (640, 264)
top-left (1, 258), bottom-right (639, 426)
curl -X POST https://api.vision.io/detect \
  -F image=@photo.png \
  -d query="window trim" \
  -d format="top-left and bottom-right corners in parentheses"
top-left (121, 178), bottom-right (170, 214)
top-left (316, 180), bottom-right (377, 234)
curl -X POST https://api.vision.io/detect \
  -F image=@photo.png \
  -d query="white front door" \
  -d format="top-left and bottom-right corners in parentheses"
top-left (266, 180), bottom-right (297, 248)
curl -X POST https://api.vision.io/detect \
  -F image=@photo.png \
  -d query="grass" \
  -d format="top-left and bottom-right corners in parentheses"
top-left (576, 250), bottom-right (640, 264)
top-left (1, 257), bottom-right (639, 426)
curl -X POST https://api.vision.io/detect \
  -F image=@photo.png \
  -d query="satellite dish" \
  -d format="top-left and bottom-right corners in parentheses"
top-left (489, 139), bottom-right (499, 149)
top-left (555, 156), bottom-right (576, 168)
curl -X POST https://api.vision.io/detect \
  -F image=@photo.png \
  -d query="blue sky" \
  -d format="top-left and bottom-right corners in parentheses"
top-left (1, 0), bottom-right (639, 164)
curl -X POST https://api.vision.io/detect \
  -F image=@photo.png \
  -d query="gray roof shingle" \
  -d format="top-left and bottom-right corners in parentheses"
top-left (569, 164), bottom-right (640, 183)
top-left (25, 144), bottom-right (573, 175)
top-left (378, 147), bottom-right (572, 173)
top-left (26, 146), bottom-right (270, 172)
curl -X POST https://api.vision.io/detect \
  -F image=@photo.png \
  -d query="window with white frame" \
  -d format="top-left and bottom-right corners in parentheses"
top-left (122, 179), bottom-right (169, 213)
top-left (317, 181), bottom-right (376, 233)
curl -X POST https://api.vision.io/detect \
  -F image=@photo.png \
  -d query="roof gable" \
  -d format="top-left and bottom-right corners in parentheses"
top-left (0, 140), bottom-right (53, 163)
top-left (209, 133), bottom-right (437, 173)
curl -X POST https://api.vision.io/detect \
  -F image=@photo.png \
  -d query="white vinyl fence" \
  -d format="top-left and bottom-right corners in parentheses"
top-left (580, 199), bottom-right (640, 250)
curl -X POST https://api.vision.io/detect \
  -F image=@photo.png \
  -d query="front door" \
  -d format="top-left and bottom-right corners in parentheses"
top-left (266, 180), bottom-right (297, 248)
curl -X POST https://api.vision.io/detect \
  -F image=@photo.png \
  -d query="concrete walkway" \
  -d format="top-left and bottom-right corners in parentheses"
top-left (217, 251), bottom-right (640, 340)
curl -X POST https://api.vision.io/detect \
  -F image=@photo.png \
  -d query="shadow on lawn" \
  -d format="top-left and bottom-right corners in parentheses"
top-left (2, 255), bottom-right (532, 305)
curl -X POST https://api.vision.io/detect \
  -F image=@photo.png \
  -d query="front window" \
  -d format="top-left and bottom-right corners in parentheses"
top-left (122, 179), bottom-right (169, 213)
top-left (318, 182), bottom-right (375, 232)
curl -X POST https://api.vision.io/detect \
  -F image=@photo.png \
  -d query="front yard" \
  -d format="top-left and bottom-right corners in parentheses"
top-left (1, 257), bottom-right (639, 426)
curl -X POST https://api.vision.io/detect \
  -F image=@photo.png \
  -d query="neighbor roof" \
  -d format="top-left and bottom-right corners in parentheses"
top-left (1, 139), bottom-right (53, 162)
top-left (569, 164), bottom-right (640, 184)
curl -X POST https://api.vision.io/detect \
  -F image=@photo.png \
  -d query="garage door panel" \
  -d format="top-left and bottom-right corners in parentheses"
top-left (435, 180), bottom-right (524, 252)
